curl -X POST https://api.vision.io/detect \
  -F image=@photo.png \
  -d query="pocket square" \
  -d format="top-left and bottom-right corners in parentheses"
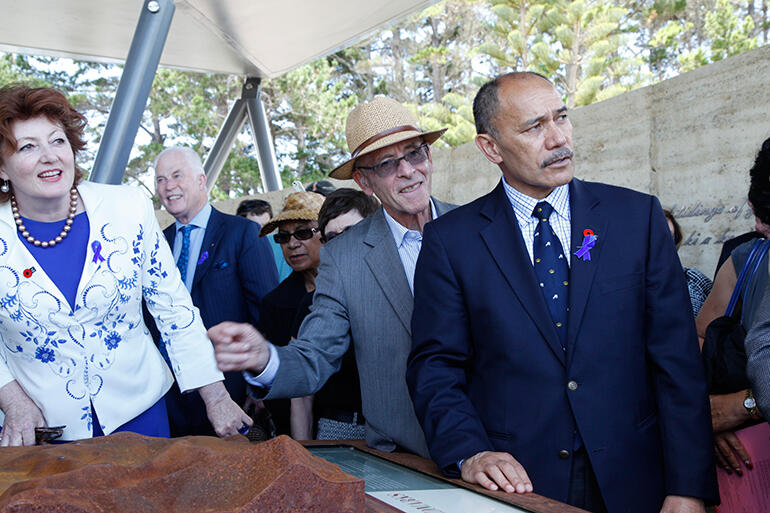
top-left (214, 260), bottom-right (229, 270)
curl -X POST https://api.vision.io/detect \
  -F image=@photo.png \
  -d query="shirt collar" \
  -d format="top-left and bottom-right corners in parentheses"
top-left (501, 177), bottom-right (570, 224)
top-left (382, 198), bottom-right (437, 246)
top-left (175, 202), bottom-right (212, 232)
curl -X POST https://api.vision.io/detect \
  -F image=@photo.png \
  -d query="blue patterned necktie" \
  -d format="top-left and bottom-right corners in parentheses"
top-left (532, 201), bottom-right (569, 349)
top-left (176, 225), bottom-right (194, 286)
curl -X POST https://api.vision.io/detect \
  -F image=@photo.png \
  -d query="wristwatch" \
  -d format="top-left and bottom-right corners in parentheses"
top-left (744, 389), bottom-right (760, 418)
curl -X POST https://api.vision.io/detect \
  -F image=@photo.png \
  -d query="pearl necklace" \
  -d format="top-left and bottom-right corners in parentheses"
top-left (11, 187), bottom-right (79, 248)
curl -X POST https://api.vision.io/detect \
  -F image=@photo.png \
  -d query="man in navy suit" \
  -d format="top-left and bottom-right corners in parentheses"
top-left (152, 146), bottom-right (278, 436)
top-left (407, 73), bottom-right (717, 513)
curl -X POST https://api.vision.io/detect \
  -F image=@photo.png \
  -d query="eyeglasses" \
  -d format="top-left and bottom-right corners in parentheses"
top-left (355, 144), bottom-right (429, 178)
top-left (274, 227), bottom-right (319, 244)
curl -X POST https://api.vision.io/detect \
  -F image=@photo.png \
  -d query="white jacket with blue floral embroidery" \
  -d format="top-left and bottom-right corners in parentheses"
top-left (0, 181), bottom-right (223, 440)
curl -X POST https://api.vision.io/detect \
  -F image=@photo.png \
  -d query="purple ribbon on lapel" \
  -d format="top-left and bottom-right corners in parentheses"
top-left (574, 229), bottom-right (597, 261)
top-left (197, 251), bottom-right (209, 265)
top-left (91, 241), bottom-right (105, 264)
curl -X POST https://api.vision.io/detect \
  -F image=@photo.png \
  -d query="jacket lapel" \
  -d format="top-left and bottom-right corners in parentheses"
top-left (73, 182), bottom-right (108, 308)
top-left (433, 198), bottom-right (455, 217)
top-left (480, 181), bottom-right (567, 366)
top-left (566, 179), bottom-right (605, 359)
top-left (191, 207), bottom-right (224, 291)
top-left (163, 223), bottom-right (175, 248)
top-left (364, 209), bottom-right (414, 334)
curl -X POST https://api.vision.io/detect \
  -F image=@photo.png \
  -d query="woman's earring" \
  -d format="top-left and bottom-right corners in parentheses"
top-left (0, 180), bottom-right (9, 193)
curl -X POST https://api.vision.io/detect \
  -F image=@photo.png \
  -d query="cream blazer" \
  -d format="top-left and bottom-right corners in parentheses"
top-left (0, 181), bottom-right (223, 440)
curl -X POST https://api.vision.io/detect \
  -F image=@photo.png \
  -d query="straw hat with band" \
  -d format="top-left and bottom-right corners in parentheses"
top-left (259, 191), bottom-right (325, 237)
top-left (329, 97), bottom-right (447, 180)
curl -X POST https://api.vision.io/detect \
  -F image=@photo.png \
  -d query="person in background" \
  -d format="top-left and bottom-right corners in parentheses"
top-left (306, 179), bottom-right (336, 197)
top-left (236, 198), bottom-right (292, 282)
top-left (696, 136), bottom-right (770, 476)
top-left (150, 147), bottom-right (278, 437)
top-left (663, 209), bottom-right (713, 317)
top-left (713, 229), bottom-right (763, 277)
top-left (290, 188), bottom-right (380, 440)
top-left (256, 191), bottom-right (325, 439)
top-left (0, 85), bottom-right (250, 446)
top-left (318, 188), bottom-right (380, 243)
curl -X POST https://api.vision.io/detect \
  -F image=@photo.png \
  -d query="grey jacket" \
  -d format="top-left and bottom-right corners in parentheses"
top-left (745, 277), bottom-right (770, 420)
top-left (263, 200), bottom-right (455, 456)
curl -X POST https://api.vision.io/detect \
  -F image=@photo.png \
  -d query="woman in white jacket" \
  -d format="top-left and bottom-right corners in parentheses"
top-left (0, 85), bottom-right (251, 445)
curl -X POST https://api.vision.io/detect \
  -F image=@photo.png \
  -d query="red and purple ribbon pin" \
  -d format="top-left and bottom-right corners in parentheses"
top-left (574, 229), bottom-right (597, 261)
top-left (91, 241), bottom-right (105, 264)
top-left (197, 251), bottom-right (209, 265)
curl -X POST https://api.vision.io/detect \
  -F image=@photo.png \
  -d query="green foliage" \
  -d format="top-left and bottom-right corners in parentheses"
top-left (705, 0), bottom-right (758, 61)
top-left (0, 55), bottom-right (49, 88)
top-left (2, 0), bottom-right (766, 199)
top-left (678, 47), bottom-right (710, 71)
top-left (411, 92), bottom-right (477, 147)
top-left (263, 57), bottom-right (358, 186)
top-left (675, 0), bottom-right (758, 71)
top-left (481, 0), bottom-right (551, 69)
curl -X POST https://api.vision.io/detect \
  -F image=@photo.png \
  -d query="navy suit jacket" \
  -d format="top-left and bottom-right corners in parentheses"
top-left (148, 206), bottom-right (278, 436)
top-left (407, 179), bottom-right (717, 512)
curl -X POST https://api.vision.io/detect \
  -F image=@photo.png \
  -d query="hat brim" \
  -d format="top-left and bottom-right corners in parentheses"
top-left (259, 211), bottom-right (319, 237)
top-left (329, 128), bottom-right (447, 180)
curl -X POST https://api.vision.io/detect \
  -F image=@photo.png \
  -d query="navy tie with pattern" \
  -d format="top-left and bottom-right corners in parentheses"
top-left (532, 201), bottom-right (569, 349)
top-left (176, 225), bottom-right (194, 285)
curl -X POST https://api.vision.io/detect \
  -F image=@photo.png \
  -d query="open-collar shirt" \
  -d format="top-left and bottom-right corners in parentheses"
top-left (382, 199), bottom-right (438, 294)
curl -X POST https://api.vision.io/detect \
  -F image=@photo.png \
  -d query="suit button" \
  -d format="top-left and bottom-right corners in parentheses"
top-left (558, 450), bottom-right (570, 459)
top-left (567, 380), bottom-right (578, 391)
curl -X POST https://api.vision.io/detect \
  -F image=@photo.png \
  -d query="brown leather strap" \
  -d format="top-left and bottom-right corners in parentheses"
top-left (351, 125), bottom-right (419, 157)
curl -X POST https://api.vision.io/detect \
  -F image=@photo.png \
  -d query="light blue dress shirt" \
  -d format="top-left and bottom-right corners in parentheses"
top-left (502, 178), bottom-right (572, 266)
top-left (172, 203), bottom-right (212, 290)
top-left (382, 199), bottom-right (438, 294)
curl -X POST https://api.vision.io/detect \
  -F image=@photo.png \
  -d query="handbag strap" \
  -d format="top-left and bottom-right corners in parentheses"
top-left (725, 239), bottom-right (766, 316)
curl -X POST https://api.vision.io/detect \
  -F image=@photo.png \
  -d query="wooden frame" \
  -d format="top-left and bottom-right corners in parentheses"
top-left (303, 440), bottom-right (588, 513)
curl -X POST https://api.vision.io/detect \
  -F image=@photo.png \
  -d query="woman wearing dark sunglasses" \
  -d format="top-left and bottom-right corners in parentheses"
top-left (257, 191), bottom-right (325, 439)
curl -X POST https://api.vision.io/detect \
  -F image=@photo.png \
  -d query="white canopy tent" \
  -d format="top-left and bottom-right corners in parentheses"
top-left (0, 0), bottom-right (438, 190)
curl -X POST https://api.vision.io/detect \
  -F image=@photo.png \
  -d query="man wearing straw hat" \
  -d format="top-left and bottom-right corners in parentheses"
top-left (210, 97), bottom-right (454, 455)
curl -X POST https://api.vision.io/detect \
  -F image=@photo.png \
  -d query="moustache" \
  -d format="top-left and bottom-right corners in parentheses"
top-left (542, 148), bottom-right (574, 167)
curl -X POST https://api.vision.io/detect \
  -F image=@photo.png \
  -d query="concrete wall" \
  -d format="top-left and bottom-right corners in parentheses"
top-left (159, 44), bottom-right (770, 276)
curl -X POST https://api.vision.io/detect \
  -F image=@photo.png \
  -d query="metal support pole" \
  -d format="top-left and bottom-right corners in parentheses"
top-left (203, 99), bottom-right (247, 191)
top-left (242, 78), bottom-right (282, 191)
top-left (90, 0), bottom-right (175, 184)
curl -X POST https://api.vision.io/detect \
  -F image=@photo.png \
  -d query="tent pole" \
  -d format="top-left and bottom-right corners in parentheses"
top-left (243, 77), bottom-right (282, 191)
top-left (90, 0), bottom-right (175, 184)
